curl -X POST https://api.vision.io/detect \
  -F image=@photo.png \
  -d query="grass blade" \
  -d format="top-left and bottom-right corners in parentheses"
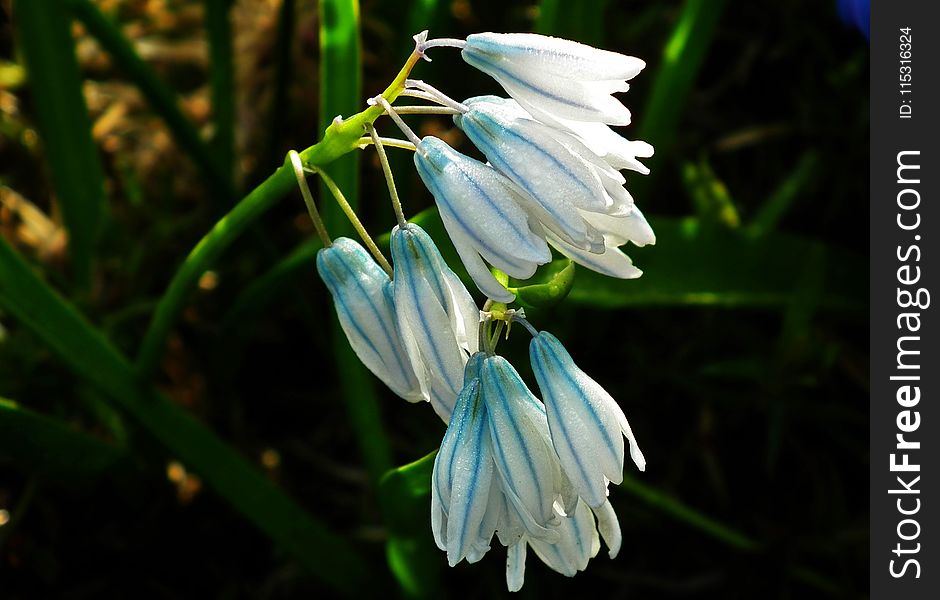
top-left (205, 0), bottom-right (236, 192)
top-left (0, 236), bottom-right (371, 594)
top-left (635, 0), bottom-right (727, 198)
top-left (0, 397), bottom-right (125, 482)
top-left (15, 0), bottom-right (106, 288)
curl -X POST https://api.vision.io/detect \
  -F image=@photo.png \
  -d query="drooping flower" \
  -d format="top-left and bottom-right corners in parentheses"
top-left (316, 237), bottom-right (423, 401)
top-left (453, 95), bottom-right (655, 280)
top-left (390, 222), bottom-right (481, 420)
top-left (413, 136), bottom-right (552, 302)
top-left (529, 330), bottom-right (646, 508)
top-left (461, 32), bottom-right (645, 126)
top-left (431, 355), bottom-right (499, 566)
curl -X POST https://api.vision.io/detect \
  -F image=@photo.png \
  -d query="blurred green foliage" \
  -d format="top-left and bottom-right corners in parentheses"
top-left (0, 0), bottom-right (868, 597)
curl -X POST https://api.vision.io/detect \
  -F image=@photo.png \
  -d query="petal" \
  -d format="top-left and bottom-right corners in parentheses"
top-left (482, 356), bottom-right (561, 538)
top-left (547, 231), bottom-right (643, 280)
top-left (530, 331), bottom-right (626, 506)
top-left (316, 238), bottom-right (423, 401)
top-left (592, 500), bottom-right (623, 558)
top-left (529, 501), bottom-right (599, 576)
top-left (392, 228), bottom-right (473, 401)
top-left (415, 137), bottom-right (550, 267)
top-left (506, 540), bottom-right (527, 592)
top-left (582, 206), bottom-right (656, 248)
top-left (439, 215), bottom-right (517, 303)
top-left (463, 33), bottom-right (646, 82)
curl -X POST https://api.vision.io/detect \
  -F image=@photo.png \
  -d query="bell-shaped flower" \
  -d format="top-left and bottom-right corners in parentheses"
top-left (479, 353), bottom-right (576, 543)
top-left (413, 136), bottom-right (551, 302)
top-left (454, 95), bottom-right (655, 280)
top-left (390, 223), bottom-right (481, 421)
top-left (316, 237), bottom-right (423, 401)
top-left (461, 32), bottom-right (645, 126)
top-left (529, 330), bottom-right (645, 508)
top-left (454, 95), bottom-right (627, 251)
top-left (431, 355), bottom-right (501, 566)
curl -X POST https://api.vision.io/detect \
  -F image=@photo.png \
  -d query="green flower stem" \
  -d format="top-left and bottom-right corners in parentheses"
top-left (315, 166), bottom-right (394, 276)
top-left (365, 123), bottom-right (407, 228)
top-left (288, 151), bottom-right (331, 247)
top-left (134, 48), bottom-right (422, 380)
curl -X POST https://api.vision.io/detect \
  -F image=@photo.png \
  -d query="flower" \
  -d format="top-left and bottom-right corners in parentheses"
top-left (413, 136), bottom-right (551, 302)
top-left (529, 330), bottom-right (645, 508)
top-left (316, 237), bottom-right (423, 401)
top-left (461, 32), bottom-right (646, 126)
top-left (390, 222), bottom-right (481, 420)
top-left (431, 345), bottom-right (629, 591)
top-left (452, 95), bottom-right (654, 278)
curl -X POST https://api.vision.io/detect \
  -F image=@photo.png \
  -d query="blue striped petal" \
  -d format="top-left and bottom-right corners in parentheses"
top-left (529, 331), bottom-right (645, 508)
top-left (481, 355), bottom-right (562, 543)
top-left (462, 33), bottom-right (643, 126)
top-left (528, 500), bottom-right (600, 577)
top-left (414, 136), bottom-right (551, 301)
top-left (316, 238), bottom-right (422, 401)
top-left (391, 224), bottom-right (480, 421)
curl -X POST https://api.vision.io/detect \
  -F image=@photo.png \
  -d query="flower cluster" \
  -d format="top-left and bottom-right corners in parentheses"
top-left (310, 31), bottom-right (653, 591)
top-left (410, 32), bottom-right (655, 302)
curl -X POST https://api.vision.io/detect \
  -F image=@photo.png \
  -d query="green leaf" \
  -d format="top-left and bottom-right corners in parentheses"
top-left (635, 0), bottom-right (727, 200)
top-left (567, 217), bottom-right (866, 310)
top-left (0, 397), bottom-right (126, 482)
top-left (379, 451), bottom-right (441, 598)
top-left (0, 236), bottom-right (371, 595)
top-left (15, 0), bottom-right (107, 288)
top-left (510, 260), bottom-right (576, 309)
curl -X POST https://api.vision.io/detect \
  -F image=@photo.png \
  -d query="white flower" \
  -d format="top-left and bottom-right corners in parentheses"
top-left (316, 237), bottom-right (423, 401)
top-left (529, 330), bottom-right (645, 508)
top-left (454, 95), bottom-right (655, 280)
top-left (413, 136), bottom-right (551, 303)
top-left (461, 32), bottom-right (645, 126)
top-left (390, 223), bottom-right (481, 421)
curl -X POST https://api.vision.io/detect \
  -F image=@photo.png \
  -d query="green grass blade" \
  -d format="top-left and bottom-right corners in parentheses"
top-left (0, 397), bottom-right (126, 482)
top-left (535, 0), bottom-right (608, 45)
top-left (0, 237), bottom-right (370, 595)
top-left (635, 0), bottom-right (727, 199)
top-left (205, 0), bottom-right (236, 191)
top-left (619, 472), bottom-right (760, 551)
top-left (68, 0), bottom-right (234, 201)
top-left (318, 0), bottom-right (392, 485)
top-left (746, 151), bottom-right (820, 238)
top-left (15, 0), bottom-right (106, 288)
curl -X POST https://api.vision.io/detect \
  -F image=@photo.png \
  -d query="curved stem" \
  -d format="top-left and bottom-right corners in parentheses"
top-left (404, 79), bottom-right (468, 113)
top-left (356, 136), bottom-right (417, 152)
top-left (135, 45), bottom-right (424, 379)
top-left (371, 97), bottom-right (422, 147)
top-left (390, 105), bottom-right (461, 115)
top-left (397, 89), bottom-right (448, 105)
top-left (315, 167), bottom-right (393, 277)
top-left (365, 123), bottom-right (407, 228)
top-left (288, 151), bottom-right (331, 247)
